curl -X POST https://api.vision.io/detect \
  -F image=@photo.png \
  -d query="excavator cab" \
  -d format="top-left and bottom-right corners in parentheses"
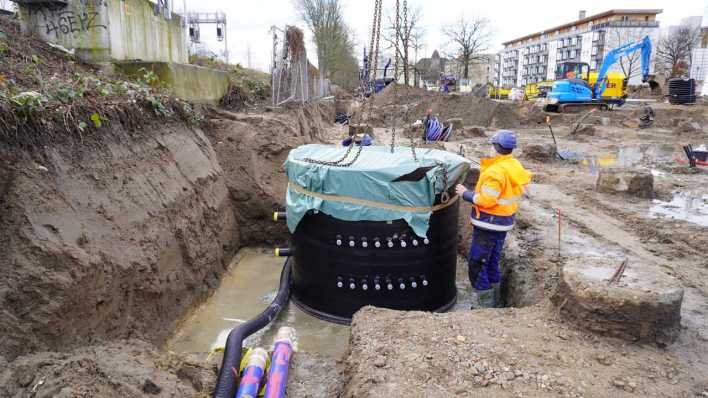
top-left (555, 62), bottom-right (590, 81)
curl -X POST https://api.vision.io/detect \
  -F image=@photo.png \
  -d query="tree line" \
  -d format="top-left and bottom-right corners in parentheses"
top-left (294, 0), bottom-right (494, 89)
top-left (295, 1), bottom-right (702, 90)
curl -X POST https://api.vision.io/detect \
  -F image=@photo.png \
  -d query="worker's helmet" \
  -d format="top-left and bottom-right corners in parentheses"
top-left (490, 130), bottom-right (517, 150)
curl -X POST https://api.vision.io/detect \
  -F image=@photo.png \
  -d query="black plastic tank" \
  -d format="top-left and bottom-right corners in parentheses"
top-left (668, 78), bottom-right (696, 104)
top-left (290, 195), bottom-right (459, 324)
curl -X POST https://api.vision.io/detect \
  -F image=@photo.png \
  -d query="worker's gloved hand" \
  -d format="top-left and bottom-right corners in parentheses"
top-left (455, 184), bottom-right (468, 196)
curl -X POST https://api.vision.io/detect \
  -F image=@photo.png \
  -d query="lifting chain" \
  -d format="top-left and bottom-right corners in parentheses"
top-left (301, 0), bottom-right (382, 168)
top-left (435, 161), bottom-right (450, 204)
top-left (403, 0), bottom-right (408, 86)
top-left (390, 0), bottom-right (400, 153)
top-left (301, 143), bottom-right (364, 168)
top-left (367, 0), bottom-right (383, 121)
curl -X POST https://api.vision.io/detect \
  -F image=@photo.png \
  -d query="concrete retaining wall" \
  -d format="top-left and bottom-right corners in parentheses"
top-left (18, 0), bottom-right (187, 64)
top-left (115, 61), bottom-right (229, 104)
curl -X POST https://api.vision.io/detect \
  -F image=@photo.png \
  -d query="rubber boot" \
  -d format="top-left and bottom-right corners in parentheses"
top-left (491, 282), bottom-right (502, 308)
top-left (471, 289), bottom-right (495, 309)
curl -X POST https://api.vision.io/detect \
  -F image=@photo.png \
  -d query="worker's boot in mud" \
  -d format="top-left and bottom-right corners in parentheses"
top-left (471, 289), bottom-right (495, 309)
top-left (491, 282), bottom-right (502, 308)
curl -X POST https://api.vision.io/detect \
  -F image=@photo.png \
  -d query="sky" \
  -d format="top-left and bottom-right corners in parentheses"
top-left (181, 0), bottom-right (707, 72)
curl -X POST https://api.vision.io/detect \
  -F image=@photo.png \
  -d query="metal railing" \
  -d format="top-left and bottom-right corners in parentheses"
top-left (592, 20), bottom-right (659, 30)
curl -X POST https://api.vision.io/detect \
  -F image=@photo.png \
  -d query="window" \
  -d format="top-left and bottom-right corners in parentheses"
top-left (645, 16), bottom-right (649, 21)
top-left (620, 16), bottom-right (630, 21)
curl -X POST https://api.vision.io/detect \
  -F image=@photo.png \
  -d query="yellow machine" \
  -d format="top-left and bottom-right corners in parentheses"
top-left (488, 86), bottom-right (511, 99)
top-left (524, 80), bottom-right (554, 100)
top-left (565, 65), bottom-right (627, 99)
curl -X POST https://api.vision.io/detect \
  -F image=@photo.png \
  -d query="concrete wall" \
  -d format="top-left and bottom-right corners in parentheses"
top-left (115, 62), bottom-right (229, 104)
top-left (19, 0), bottom-right (187, 64)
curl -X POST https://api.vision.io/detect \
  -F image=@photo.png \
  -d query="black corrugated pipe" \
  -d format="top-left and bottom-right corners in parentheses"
top-left (212, 257), bottom-right (293, 398)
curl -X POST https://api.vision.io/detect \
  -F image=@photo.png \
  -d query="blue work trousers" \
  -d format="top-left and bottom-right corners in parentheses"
top-left (468, 227), bottom-right (507, 290)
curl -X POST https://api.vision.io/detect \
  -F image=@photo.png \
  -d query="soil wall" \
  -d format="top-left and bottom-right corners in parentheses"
top-left (0, 122), bottom-right (237, 360)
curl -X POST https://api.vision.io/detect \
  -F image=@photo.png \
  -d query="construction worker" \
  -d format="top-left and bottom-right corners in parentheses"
top-left (455, 130), bottom-right (532, 308)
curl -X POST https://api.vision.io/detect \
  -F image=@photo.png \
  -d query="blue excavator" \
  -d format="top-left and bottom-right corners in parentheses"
top-left (544, 35), bottom-right (654, 112)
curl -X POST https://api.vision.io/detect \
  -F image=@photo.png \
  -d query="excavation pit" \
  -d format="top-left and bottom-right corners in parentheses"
top-left (552, 256), bottom-right (684, 346)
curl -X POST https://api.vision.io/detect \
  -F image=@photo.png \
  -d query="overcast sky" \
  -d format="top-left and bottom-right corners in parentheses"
top-left (180, 1), bottom-right (706, 72)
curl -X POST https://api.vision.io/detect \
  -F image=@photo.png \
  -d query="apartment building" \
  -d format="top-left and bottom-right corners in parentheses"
top-left (499, 9), bottom-right (662, 88)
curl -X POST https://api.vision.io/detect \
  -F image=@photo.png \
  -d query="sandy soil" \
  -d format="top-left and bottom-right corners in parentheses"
top-left (341, 98), bottom-right (708, 397)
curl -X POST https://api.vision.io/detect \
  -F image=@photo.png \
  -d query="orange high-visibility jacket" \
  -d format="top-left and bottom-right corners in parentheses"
top-left (472, 154), bottom-right (532, 217)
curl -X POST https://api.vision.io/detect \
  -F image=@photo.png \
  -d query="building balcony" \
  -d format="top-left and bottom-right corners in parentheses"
top-left (591, 20), bottom-right (659, 30)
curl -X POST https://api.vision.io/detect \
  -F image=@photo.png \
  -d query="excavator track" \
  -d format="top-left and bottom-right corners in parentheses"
top-left (544, 102), bottom-right (609, 113)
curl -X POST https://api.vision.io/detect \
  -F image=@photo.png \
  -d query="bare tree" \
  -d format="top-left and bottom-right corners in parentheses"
top-left (294, 0), bottom-right (353, 80)
top-left (607, 27), bottom-right (653, 82)
top-left (442, 16), bottom-right (493, 79)
top-left (657, 25), bottom-right (701, 77)
top-left (382, 6), bottom-right (425, 85)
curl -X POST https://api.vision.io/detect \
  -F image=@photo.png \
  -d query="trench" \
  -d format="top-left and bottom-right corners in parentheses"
top-left (167, 245), bottom-right (538, 361)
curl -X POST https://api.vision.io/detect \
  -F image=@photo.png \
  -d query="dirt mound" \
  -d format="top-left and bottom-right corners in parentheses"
top-left (374, 83), bottom-right (431, 107)
top-left (0, 340), bottom-right (214, 397)
top-left (204, 101), bottom-right (334, 246)
top-left (343, 306), bottom-right (696, 397)
top-left (362, 85), bottom-right (545, 130)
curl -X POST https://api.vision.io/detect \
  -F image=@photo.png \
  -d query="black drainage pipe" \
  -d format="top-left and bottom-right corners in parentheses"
top-left (212, 257), bottom-right (293, 398)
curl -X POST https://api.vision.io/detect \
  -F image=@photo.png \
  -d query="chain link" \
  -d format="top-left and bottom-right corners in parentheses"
top-left (403, 0), bottom-right (408, 86)
top-left (302, 0), bottom-right (382, 168)
top-left (301, 143), bottom-right (364, 168)
top-left (390, 0), bottom-right (400, 153)
top-left (435, 161), bottom-right (450, 204)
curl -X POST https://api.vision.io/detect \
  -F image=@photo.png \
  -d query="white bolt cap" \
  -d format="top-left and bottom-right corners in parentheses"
top-left (349, 283), bottom-right (356, 290)
top-left (337, 281), bottom-right (343, 288)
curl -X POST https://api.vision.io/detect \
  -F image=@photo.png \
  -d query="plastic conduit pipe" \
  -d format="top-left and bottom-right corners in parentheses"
top-left (212, 257), bottom-right (293, 398)
top-left (264, 327), bottom-right (296, 398)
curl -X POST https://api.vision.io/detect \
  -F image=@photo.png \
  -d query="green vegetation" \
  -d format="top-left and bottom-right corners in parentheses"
top-left (190, 54), bottom-right (271, 108)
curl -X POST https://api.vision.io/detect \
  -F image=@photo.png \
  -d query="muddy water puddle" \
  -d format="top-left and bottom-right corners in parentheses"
top-left (649, 190), bottom-right (708, 227)
top-left (167, 248), bottom-right (350, 358)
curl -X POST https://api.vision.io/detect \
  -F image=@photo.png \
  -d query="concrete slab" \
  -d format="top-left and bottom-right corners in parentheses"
top-left (552, 256), bottom-right (683, 346)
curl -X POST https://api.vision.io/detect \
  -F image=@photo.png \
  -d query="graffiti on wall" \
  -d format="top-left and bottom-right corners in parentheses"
top-left (29, 1), bottom-right (108, 40)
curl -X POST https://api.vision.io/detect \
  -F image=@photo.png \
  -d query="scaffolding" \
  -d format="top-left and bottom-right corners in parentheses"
top-left (270, 25), bottom-right (328, 107)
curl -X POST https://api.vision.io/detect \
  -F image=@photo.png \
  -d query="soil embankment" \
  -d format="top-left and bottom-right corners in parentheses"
top-left (0, 123), bottom-right (237, 360)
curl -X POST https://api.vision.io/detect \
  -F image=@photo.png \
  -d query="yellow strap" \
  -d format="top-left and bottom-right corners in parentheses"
top-left (288, 182), bottom-right (459, 213)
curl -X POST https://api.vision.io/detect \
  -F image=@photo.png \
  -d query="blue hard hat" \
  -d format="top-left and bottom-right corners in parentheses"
top-left (490, 130), bottom-right (517, 149)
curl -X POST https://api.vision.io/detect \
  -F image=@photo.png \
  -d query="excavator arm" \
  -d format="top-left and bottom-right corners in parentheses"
top-left (594, 35), bottom-right (652, 97)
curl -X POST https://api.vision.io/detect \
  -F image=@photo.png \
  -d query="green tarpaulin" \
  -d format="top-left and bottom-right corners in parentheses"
top-left (284, 144), bottom-right (472, 237)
